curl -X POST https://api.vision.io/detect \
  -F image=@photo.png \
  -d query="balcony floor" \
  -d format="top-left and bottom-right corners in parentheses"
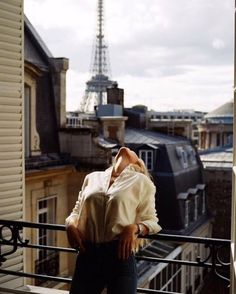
top-left (0, 286), bottom-right (69, 294)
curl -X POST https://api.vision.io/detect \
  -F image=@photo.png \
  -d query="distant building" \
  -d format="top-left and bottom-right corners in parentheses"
top-left (66, 86), bottom-right (124, 128)
top-left (148, 109), bottom-right (205, 145)
top-left (198, 100), bottom-right (233, 150)
top-left (66, 111), bottom-right (81, 128)
top-left (124, 105), bottom-right (148, 129)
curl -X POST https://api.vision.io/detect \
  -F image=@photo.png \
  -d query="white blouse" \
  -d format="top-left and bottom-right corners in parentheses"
top-left (66, 165), bottom-right (162, 243)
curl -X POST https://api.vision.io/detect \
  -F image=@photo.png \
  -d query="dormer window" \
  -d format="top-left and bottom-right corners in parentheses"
top-left (196, 184), bottom-right (206, 215)
top-left (178, 185), bottom-right (205, 229)
top-left (202, 190), bottom-right (206, 214)
top-left (185, 200), bottom-right (190, 228)
top-left (139, 149), bottom-right (154, 171)
top-left (24, 65), bottom-right (41, 157)
top-left (176, 146), bottom-right (188, 168)
top-left (185, 145), bottom-right (197, 165)
top-left (194, 195), bottom-right (199, 221)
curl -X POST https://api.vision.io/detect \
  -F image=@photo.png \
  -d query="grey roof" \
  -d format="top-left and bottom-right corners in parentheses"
top-left (24, 15), bottom-right (53, 58)
top-left (200, 146), bottom-right (233, 170)
top-left (124, 128), bottom-right (187, 145)
top-left (96, 136), bottom-right (117, 149)
top-left (205, 100), bottom-right (233, 119)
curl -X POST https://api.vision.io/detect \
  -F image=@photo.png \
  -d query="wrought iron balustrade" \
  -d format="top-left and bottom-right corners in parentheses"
top-left (0, 219), bottom-right (230, 294)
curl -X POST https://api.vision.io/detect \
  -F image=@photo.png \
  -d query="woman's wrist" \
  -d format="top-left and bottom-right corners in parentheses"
top-left (135, 223), bottom-right (147, 236)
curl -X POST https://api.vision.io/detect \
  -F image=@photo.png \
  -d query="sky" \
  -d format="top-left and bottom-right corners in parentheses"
top-left (24, 0), bottom-right (234, 113)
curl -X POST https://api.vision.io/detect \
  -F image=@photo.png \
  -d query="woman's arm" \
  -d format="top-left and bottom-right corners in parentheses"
top-left (118, 177), bottom-right (161, 259)
top-left (137, 179), bottom-right (162, 234)
top-left (118, 224), bottom-right (138, 260)
top-left (65, 175), bottom-right (89, 251)
top-left (66, 218), bottom-right (85, 252)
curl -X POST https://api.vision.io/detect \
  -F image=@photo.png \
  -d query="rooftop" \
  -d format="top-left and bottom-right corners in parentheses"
top-left (124, 128), bottom-right (187, 145)
top-left (205, 100), bottom-right (233, 119)
top-left (200, 145), bottom-right (233, 170)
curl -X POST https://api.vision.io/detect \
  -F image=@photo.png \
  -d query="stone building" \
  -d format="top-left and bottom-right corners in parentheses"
top-left (198, 100), bottom-right (233, 150)
top-left (200, 146), bottom-right (233, 240)
top-left (199, 146), bottom-right (232, 293)
top-left (24, 15), bottom-right (73, 288)
top-left (148, 109), bottom-right (205, 145)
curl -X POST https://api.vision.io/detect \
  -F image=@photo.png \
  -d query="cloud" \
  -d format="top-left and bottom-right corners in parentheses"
top-left (66, 69), bottom-right (89, 111)
top-left (118, 64), bottom-right (233, 112)
top-left (212, 38), bottom-right (226, 50)
top-left (24, 0), bottom-right (234, 113)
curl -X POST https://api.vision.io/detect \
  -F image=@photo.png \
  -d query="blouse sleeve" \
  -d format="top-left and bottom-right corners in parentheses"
top-left (65, 175), bottom-right (89, 226)
top-left (137, 177), bottom-right (162, 234)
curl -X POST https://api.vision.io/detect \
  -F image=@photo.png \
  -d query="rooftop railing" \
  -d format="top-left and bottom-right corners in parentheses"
top-left (0, 219), bottom-right (230, 294)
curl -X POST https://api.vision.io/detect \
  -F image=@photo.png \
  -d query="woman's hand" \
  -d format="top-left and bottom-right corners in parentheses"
top-left (118, 224), bottom-right (138, 260)
top-left (66, 220), bottom-right (85, 252)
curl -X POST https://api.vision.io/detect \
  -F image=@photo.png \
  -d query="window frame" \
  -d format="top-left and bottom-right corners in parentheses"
top-left (35, 196), bottom-right (58, 285)
top-left (176, 146), bottom-right (189, 168)
top-left (185, 200), bottom-right (190, 228)
top-left (139, 149), bottom-right (154, 171)
top-left (24, 71), bottom-right (41, 156)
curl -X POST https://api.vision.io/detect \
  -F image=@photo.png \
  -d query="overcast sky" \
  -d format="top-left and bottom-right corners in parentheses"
top-left (24, 0), bottom-right (234, 113)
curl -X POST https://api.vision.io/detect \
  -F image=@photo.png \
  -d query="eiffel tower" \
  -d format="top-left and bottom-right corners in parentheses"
top-left (80, 0), bottom-right (118, 113)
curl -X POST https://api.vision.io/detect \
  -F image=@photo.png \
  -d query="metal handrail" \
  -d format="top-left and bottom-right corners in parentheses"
top-left (0, 219), bottom-right (230, 294)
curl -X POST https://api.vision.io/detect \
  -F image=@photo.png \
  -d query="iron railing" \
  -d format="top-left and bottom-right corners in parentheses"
top-left (0, 219), bottom-right (231, 294)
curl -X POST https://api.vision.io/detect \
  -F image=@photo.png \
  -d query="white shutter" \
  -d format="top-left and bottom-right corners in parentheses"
top-left (0, 0), bottom-right (24, 289)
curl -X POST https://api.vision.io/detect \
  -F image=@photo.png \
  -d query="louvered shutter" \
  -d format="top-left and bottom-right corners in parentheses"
top-left (0, 0), bottom-right (24, 288)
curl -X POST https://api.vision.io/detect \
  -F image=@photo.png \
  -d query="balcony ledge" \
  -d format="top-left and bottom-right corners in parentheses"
top-left (24, 286), bottom-right (68, 294)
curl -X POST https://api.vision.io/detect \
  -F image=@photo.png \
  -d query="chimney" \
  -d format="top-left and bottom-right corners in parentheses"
top-left (100, 116), bottom-right (128, 146)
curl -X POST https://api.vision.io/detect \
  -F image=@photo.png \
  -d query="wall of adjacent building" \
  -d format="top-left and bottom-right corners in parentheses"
top-left (0, 0), bottom-right (24, 288)
top-left (24, 167), bottom-right (74, 289)
top-left (203, 169), bottom-right (232, 240)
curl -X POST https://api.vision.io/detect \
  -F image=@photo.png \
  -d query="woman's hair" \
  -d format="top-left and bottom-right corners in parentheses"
top-left (130, 158), bottom-right (151, 179)
top-left (112, 147), bottom-right (152, 179)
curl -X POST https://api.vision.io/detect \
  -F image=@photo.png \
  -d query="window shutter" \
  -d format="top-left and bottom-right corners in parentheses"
top-left (0, 0), bottom-right (24, 288)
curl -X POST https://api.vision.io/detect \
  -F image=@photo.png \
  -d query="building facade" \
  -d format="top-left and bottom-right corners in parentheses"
top-left (198, 101), bottom-right (233, 150)
top-left (200, 146), bottom-right (233, 240)
top-left (148, 109), bottom-right (205, 146)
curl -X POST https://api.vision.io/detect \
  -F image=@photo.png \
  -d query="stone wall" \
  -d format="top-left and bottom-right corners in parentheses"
top-left (203, 169), bottom-right (232, 240)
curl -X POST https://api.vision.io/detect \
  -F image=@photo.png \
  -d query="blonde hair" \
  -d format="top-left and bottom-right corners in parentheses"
top-left (130, 158), bottom-right (153, 251)
top-left (130, 158), bottom-right (151, 179)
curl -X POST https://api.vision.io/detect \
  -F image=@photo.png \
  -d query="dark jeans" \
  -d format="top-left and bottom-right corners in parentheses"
top-left (70, 241), bottom-right (137, 294)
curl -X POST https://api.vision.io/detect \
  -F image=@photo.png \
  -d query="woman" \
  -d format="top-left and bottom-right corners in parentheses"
top-left (66, 147), bottom-right (162, 294)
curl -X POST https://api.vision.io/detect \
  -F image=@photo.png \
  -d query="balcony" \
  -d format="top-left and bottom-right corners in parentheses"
top-left (0, 219), bottom-right (230, 294)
